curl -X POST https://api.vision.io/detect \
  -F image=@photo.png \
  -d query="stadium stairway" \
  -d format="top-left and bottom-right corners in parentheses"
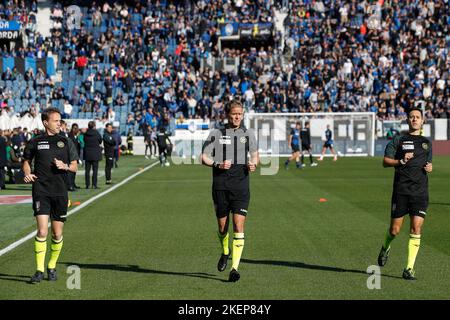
top-left (274, 9), bottom-right (288, 51)
top-left (36, 1), bottom-right (61, 84)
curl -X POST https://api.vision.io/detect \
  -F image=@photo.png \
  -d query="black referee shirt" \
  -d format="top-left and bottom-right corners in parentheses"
top-left (23, 133), bottom-right (79, 196)
top-left (202, 124), bottom-right (257, 191)
top-left (384, 134), bottom-right (432, 196)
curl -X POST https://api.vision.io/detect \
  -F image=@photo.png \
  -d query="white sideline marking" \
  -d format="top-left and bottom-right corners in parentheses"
top-left (0, 161), bottom-right (159, 257)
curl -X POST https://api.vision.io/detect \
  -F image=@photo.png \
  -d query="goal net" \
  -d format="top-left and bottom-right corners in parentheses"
top-left (245, 112), bottom-right (376, 157)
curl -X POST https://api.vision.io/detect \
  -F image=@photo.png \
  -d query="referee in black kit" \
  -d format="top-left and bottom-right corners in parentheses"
top-left (377, 108), bottom-right (432, 280)
top-left (22, 107), bottom-right (79, 283)
top-left (201, 99), bottom-right (259, 282)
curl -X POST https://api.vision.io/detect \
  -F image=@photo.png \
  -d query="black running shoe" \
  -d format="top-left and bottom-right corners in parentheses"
top-left (47, 268), bottom-right (57, 281)
top-left (377, 246), bottom-right (391, 267)
top-left (217, 253), bottom-right (229, 272)
top-left (402, 268), bottom-right (416, 280)
top-left (30, 271), bottom-right (44, 284)
top-left (228, 268), bottom-right (240, 282)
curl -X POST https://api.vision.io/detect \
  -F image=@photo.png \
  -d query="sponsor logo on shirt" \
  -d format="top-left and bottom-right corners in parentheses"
top-left (219, 136), bottom-right (232, 145)
top-left (402, 144), bottom-right (414, 150)
top-left (37, 144), bottom-right (50, 150)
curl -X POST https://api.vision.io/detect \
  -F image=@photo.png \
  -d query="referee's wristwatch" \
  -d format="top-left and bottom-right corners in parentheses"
top-left (399, 159), bottom-right (406, 165)
top-left (212, 161), bottom-right (220, 169)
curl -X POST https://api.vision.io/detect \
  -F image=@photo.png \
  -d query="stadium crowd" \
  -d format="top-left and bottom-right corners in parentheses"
top-left (0, 0), bottom-right (448, 137)
top-left (283, 0), bottom-right (449, 121)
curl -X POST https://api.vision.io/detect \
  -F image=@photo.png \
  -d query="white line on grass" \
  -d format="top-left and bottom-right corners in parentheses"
top-left (0, 161), bottom-right (159, 257)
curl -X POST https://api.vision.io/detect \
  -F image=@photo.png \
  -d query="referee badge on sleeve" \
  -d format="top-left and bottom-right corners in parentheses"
top-left (422, 143), bottom-right (428, 150)
top-left (57, 141), bottom-right (65, 148)
top-left (240, 137), bottom-right (247, 144)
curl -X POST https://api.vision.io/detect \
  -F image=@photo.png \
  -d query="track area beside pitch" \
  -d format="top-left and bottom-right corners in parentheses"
top-left (0, 157), bottom-right (155, 249)
top-left (1, 156), bottom-right (449, 299)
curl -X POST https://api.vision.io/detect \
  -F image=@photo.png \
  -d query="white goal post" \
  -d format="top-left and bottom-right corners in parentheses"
top-left (245, 112), bottom-right (376, 157)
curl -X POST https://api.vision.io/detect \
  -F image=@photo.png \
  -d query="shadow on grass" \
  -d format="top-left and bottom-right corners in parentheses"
top-left (241, 259), bottom-right (403, 279)
top-left (61, 262), bottom-right (229, 283)
top-left (2, 185), bottom-right (32, 191)
top-left (0, 273), bottom-right (31, 283)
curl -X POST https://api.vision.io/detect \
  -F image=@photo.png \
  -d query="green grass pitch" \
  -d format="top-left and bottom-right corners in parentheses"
top-left (0, 156), bottom-right (449, 299)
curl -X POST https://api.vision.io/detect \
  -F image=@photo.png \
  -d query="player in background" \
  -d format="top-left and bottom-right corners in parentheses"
top-left (300, 122), bottom-right (317, 167)
top-left (284, 122), bottom-right (302, 169)
top-left (318, 124), bottom-right (337, 161)
top-left (157, 127), bottom-right (172, 167)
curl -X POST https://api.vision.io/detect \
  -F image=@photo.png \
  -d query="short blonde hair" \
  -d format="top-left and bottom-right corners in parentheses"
top-left (226, 99), bottom-right (243, 114)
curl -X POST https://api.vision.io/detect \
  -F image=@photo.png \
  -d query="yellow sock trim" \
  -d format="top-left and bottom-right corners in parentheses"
top-left (231, 233), bottom-right (245, 270)
top-left (407, 234), bottom-right (421, 270)
top-left (218, 232), bottom-right (229, 255)
top-left (47, 237), bottom-right (63, 270)
top-left (34, 237), bottom-right (47, 272)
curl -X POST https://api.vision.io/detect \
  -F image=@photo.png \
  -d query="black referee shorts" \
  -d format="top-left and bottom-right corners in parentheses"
top-left (301, 143), bottom-right (310, 152)
top-left (391, 193), bottom-right (428, 219)
top-left (33, 194), bottom-right (69, 222)
top-left (212, 189), bottom-right (250, 218)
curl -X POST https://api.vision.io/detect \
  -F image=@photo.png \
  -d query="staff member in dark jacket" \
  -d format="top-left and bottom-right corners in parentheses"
top-left (111, 127), bottom-right (122, 168)
top-left (83, 121), bottom-right (102, 189)
top-left (157, 127), bottom-right (172, 167)
top-left (103, 123), bottom-right (115, 185)
top-left (0, 131), bottom-right (7, 190)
